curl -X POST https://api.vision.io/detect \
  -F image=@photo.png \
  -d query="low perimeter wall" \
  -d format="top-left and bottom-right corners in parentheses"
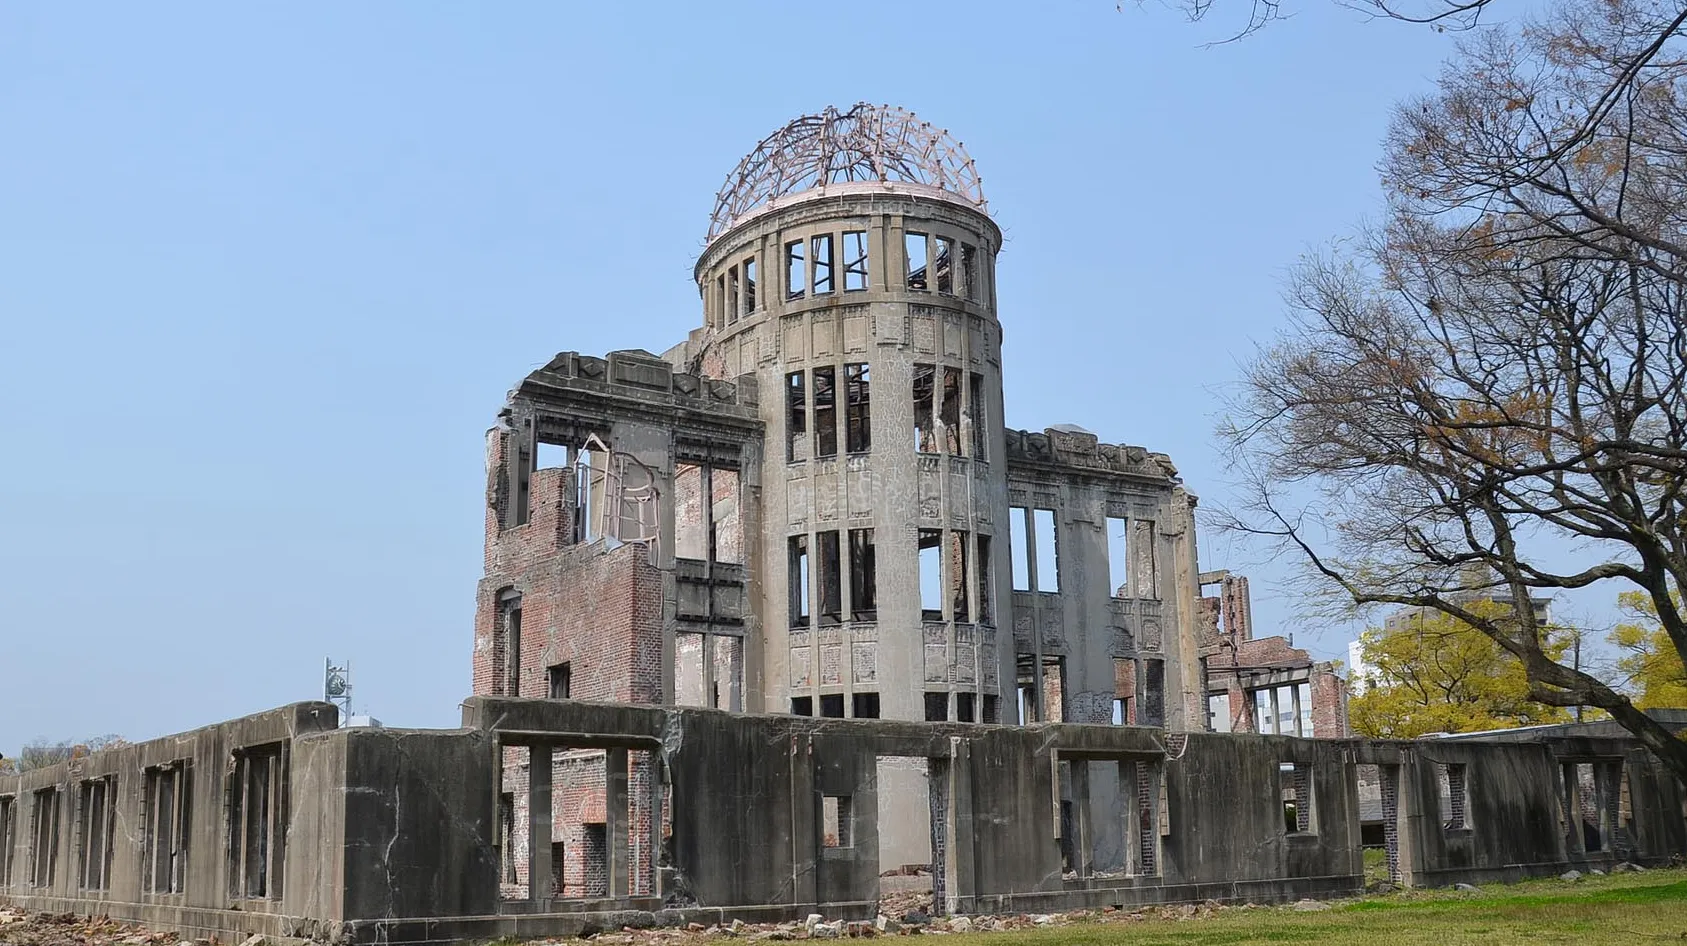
top-left (2, 698), bottom-right (1683, 944)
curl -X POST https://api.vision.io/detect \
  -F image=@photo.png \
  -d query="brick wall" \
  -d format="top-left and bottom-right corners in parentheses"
top-left (1309, 663), bottom-right (1348, 738)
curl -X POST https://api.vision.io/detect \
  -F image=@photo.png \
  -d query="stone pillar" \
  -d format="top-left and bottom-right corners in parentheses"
top-left (606, 748), bottom-right (630, 897)
top-left (528, 744), bottom-right (553, 906)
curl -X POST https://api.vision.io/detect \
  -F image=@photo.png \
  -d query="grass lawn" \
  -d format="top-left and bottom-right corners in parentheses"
top-left (948, 869), bottom-right (1687, 946)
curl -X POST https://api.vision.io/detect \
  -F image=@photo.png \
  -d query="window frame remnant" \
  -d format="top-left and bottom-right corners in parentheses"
top-left (710, 467), bottom-right (743, 564)
top-left (1133, 519), bottom-right (1158, 599)
top-left (843, 230), bottom-right (869, 291)
top-left (547, 662), bottom-right (572, 700)
top-left (789, 535), bottom-right (810, 628)
top-left (727, 265), bottom-right (740, 324)
top-left (906, 232), bottom-right (929, 290)
top-left (948, 529), bottom-right (971, 623)
top-left (969, 372), bottom-right (987, 459)
top-left (1033, 508), bottom-right (1059, 593)
top-left (941, 367), bottom-right (962, 455)
top-left (918, 529), bottom-right (944, 620)
top-left (812, 234), bottom-right (834, 294)
top-left (786, 240), bottom-right (806, 301)
top-left (29, 786), bottom-right (60, 889)
top-left (975, 533), bottom-right (993, 625)
top-left (848, 528), bottom-right (877, 621)
top-left (1009, 506), bottom-right (1031, 591)
top-left (742, 256), bottom-right (757, 314)
top-left (1106, 516), bottom-right (1130, 598)
top-left (817, 529), bottom-right (842, 624)
top-left (786, 371), bottom-right (808, 462)
top-left (983, 694), bottom-right (1001, 723)
top-left (76, 776), bottom-right (115, 892)
top-left (0, 794), bottom-right (15, 888)
top-left (935, 236), bottom-right (955, 295)
top-left (499, 589), bottom-right (524, 698)
top-left (813, 366), bottom-right (838, 459)
top-left (844, 363), bottom-right (871, 453)
top-left (912, 363), bottom-right (935, 453)
top-left (1141, 658), bottom-right (1165, 727)
top-left (228, 743), bottom-right (286, 901)
top-left (143, 762), bottom-right (191, 895)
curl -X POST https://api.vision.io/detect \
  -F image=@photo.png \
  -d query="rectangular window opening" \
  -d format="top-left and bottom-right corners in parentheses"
top-left (845, 363), bottom-right (871, 453)
top-left (1208, 694), bottom-right (1232, 733)
top-left (912, 364), bottom-right (935, 453)
top-left (1033, 509), bottom-right (1059, 593)
top-left (968, 373), bottom-right (987, 460)
top-left (975, 534), bottom-right (993, 625)
top-left (29, 787), bottom-right (59, 889)
top-left (819, 694), bottom-right (845, 718)
top-left (710, 467), bottom-right (744, 564)
top-left (1041, 657), bottom-right (1066, 722)
top-left (228, 743), bottom-right (286, 901)
top-left (673, 463), bottom-right (707, 560)
top-left (1142, 659), bottom-right (1165, 727)
top-left (949, 530), bottom-right (971, 624)
top-left (789, 535), bottom-right (810, 628)
top-left (786, 240), bottom-right (806, 301)
top-left (852, 692), bottom-right (880, 719)
top-left (727, 266), bottom-right (740, 324)
top-left (1281, 762), bottom-right (1314, 834)
top-left (77, 777), bottom-right (115, 892)
top-left (956, 693), bottom-right (977, 723)
top-left (143, 763), bottom-right (192, 894)
top-left (941, 367), bottom-right (962, 455)
top-left (786, 371), bottom-right (808, 463)
top-left (812, 234), bottom-right (834, 294)
top-left (982, 694), bottom-right (1001, 724)
top-left (715, 275), bottom-right (726, 327)
top-left (905, 233), bottom-right (928, 290)
top-left (925, 692), bottom-right (949, 722)
top-left (1133, 519), bottom-right (1158, 599)
top-left (1106, 516), bottom-right (1130, 598)
top-left (0, 795), bottom-right (15, 888)
top-left (935, 236), bottom-right (955, 295)
top-left (1009, 506), bottom-right (1030, 591)
top-left (791, 696), bottom-right (814, 716)
top-left (1441, 763), bottom-right (1469, 832)
top-left (962, 243), bottom-right (979, 301)
top-left (822, 796), bottom-right (853, 848)
top-left (547, 662), bottom-right (571, 700)
top-left (843, 231), bottom-right (869, 291)
top-left (743, 257), bottom-right (757, 314)
top-left (1114, 657), bottom-right (1138, 726)
top-left (918, 529), bottom-right (944, 620)
top-left (813, 366), bottom-right (837, 459)
top-left (849, 528), bottom-right (877, 621)
top-left (817, 530), bottom-right (842, 624)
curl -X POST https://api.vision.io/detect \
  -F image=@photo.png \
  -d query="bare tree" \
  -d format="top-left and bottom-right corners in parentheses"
top-left (1219, 0), bottom-right (1687, 780)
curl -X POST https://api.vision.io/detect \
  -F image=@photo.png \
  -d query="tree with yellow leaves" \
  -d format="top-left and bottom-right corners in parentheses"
top-left (1611, 591), bottom-right (1687, 710)
top-left (1349, 606), bottom-right (1573, 739)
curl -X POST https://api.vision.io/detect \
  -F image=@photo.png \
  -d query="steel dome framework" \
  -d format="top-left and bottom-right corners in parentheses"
top-left (707, 103), bottom-right (986, 243)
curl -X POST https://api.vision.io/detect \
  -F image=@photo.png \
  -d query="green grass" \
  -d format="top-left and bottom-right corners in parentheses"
top-left (947, 870), bottom-right (1687, 946)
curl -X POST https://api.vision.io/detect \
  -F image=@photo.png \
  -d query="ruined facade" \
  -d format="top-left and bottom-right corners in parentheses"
top-left (471, 105), bottom-right (1205, 871)
top-left (1198, 572), bottom-right (1348, 739)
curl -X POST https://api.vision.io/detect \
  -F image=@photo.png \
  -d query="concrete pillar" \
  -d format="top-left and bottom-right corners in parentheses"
top-left (942, 737), bottom-right (975, 915)
top-left (528, 744), bottom-right (553, 906)
top-left (1071, 759), bottom-right (1093, 878)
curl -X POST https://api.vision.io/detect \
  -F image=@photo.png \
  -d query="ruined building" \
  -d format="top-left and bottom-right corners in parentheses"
top-left (4, 105), bottom-right (1683, 946)
top-left (472, 104), bottom-right (1208, 873)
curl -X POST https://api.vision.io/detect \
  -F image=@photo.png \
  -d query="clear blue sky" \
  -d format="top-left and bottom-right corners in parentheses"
top-left (0, 1), bottom-right (1502, 751)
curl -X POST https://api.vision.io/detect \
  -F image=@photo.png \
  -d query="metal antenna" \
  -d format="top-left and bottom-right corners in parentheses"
top-left (324, 658), bottom-right (353, 720)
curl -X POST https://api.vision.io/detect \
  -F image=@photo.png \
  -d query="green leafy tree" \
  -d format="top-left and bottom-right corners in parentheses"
top-left (1611, 591), bottom-right (1687, 709)
top-left (1350, 606), bottom-right (1573, 738)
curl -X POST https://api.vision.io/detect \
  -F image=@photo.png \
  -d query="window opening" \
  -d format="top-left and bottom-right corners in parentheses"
top-left (819, 694), bottom-right (845, 718)
top-left (29, 787), bottom-right (59, 888)
top-left (983, 694), bottom-right (1001, 723)
top-left (818, 530), bottom-right (842, 624)
top-left (843, 231), bottom-right (868, 291)
top-left (743, 257), bottom-right (757, 314)
top-left (715, 275), bottom-right (726, 327)
top-left (956, 693), bottom-right (977, 723)
top-left (791, 696), bottom-right (814, 716)
top-left (1133, 519), bottom-right (1157, 598)
top-left (925, 692), bottom-right (949, 721)
top-left (727, 266), bottom-right (740, 324)
top-left (1033, 509), bottom-right (1059, 592)
top-left (962, 243), bottom-right (979, 301)
top-left (1106, 517), bottom-right (1130, 597)
top-left (822, 796), bottom-right (853, 847)
top-left (812, 234), bottom-right (834, 294)
top-left (786, 371), bottom-right (807, 462)
top-left (918, 529), bottom-right (944, 620)
top-left (228, 744), bottom-right (286, 900)
top-left (1208, 694), bottom-right (1232, 732)
top-left (969, 372), bottom-right (987, 459)
top-left (786, 240), bottom-right (806, 300)
top-left (905, 233), bottom-right (928, 290)
top-left (848, 528), bottom-right (877, 620)
top-left (0, 795), bottom-right (15, 888)
top-left (1440, 763), bottom-right (1469, 831)
top-left (949, 530), bottom-right (971, 623)
top-left (789, 535), bottom-right (810, 627)
top-left (813, 366), bottom-right (837, 459)
top-left (912, 364), bottom-right (935, 452)
top-left (500, 591), bottom-right (523, 698)
top-left (710, 467), bottom-right (743, 564)
top-left (844, 363), bottom-right (871, 453)
top-left (547, 662), bottom-right (571, 700)
top-left (935, 236), bottom-right (955, 295)
top-left (852, 692), bottom-right (881, 719)
top-left (1042, 657), bottom-right (1066, 722)
top-left (1142, 659), bottom-right (1165, 727)
top-left (1297, 681), bottom-right (1313, 736)
top-left (1009, 506), bottom-right (1030, 591)
top-left (674, 463), bottom-right (706, 560)
top-left (1115, 658), bottom-right (1138, 725)
top-left (975, 534), bottom-right (993, 625)
top-left (77, 777), bottom-right (115, 891)
top-left (941, 367), bottom-right (962, 455)
top-left (1281, 763), bottom-right (1314, 834)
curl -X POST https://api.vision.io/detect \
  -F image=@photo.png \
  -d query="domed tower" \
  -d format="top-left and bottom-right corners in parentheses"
top-left (682, 104), bottom-right (1009, 729)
